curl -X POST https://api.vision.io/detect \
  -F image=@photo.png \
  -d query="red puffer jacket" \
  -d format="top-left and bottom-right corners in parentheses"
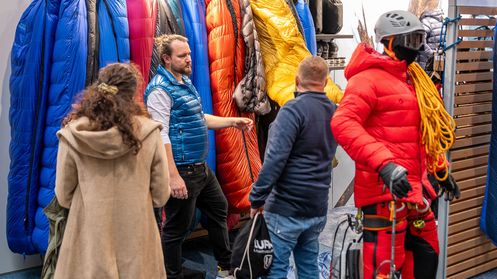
top-left (331, 43), bottom-right (436, 208)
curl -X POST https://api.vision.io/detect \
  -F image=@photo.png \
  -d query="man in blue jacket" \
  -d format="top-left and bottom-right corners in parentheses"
top-left (145, 34), bottom-right (253, 278)
top-left (250, 56), bottom-right (338, 279)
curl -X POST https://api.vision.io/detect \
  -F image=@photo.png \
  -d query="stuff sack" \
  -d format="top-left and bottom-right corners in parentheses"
top-left (322, 0), bottom-right (343, 34)
top-left (231, 213), bottom-right (273, 278)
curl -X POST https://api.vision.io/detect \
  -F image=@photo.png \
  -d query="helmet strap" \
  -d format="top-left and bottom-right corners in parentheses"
top-left (384, 37), bottom-right (399, 61)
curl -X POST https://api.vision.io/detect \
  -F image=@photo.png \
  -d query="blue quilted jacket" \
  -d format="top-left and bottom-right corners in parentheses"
top-left (33, 0), bottom-right (88, 253)
top-left (8, 0), bottom-right (48, 255)
top-left (181, 0), bottom-right (216, 171)
top-left (98, 0), bottom-right (130, 67)
top-left (144, 66), bottom-right (208, 165)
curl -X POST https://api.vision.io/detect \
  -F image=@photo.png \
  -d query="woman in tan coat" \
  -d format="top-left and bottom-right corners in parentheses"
top-left (54, 63), bottom-right (170, 279)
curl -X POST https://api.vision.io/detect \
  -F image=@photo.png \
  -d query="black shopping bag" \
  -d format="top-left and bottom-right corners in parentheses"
top-left (231, 212), bottom-right (273, 279)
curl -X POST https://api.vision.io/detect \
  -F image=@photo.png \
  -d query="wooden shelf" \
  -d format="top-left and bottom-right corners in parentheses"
top-left (316, 34), bottom-right (354, 40)
top-left (329, 65), bottom-right (346, 70)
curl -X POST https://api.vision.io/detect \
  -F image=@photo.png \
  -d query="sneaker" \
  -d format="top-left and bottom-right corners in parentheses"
top-left (216, 266), bottom-right (233, 278)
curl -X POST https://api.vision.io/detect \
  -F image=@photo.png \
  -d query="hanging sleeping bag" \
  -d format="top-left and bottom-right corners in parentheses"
top-left (481, 22), bottom-right (497, 246)
top-left (182, 0), bottom-right (216, 172)
top-left (8, 0), bottom-right (53, 254)
top-left (233, 0), bottom-right (270, 115)
top-left (285, 0), bottom-right (305, 37)
top-left (250, 0), bottom-right (343, 107)
top-left (167, 0), bottom-right (186, 34)
top-left (295, 0), bottom-right (317, 55)
top-left (86, 0), bottom-right (99, 85)
top-left (149, 0), bottom-right (185, 81)
top-left (206, 0), bottom-right (262, 211)
top-left (309, 0), bottom-right (323, 33)
top-left (33, 0), bottom-right (88, 253)
top-left (98, 0), bottom-right (130, 67)
top-left (127, 0), bottom-right (157, 102)
top-left (322, 0), bottom-right (343, 34)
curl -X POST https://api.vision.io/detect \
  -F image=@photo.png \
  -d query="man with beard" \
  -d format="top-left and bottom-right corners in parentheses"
top-left (144, 34), bottom-right (252, 278)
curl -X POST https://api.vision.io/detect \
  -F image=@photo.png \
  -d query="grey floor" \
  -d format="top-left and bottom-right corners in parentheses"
top-left (1, 241), bottom-right (497, 279)
top-left (2, 255), bottom-right (497, 278)
top-left (1, 202), bottom-right (496, 278)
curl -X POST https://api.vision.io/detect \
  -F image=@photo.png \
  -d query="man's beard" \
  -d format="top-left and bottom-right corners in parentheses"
top-left (172, 64), bottom-right (192, 76)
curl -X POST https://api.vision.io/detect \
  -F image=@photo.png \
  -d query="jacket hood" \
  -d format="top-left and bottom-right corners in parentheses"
top-left (344, 43), bottom-right (408, 82)
top-left (57, 116), bottom-right (161, 159)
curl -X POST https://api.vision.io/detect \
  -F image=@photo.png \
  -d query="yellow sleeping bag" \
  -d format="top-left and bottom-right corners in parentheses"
top-left (250, 0), bottom-right (343, 106)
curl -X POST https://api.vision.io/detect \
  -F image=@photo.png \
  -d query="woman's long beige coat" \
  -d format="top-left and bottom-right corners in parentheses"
top-left (54, 116), bottom-right (170, 279)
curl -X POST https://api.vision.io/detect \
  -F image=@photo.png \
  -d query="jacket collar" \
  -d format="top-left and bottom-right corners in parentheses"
top-left (294, 91), bottom-right (327, 98)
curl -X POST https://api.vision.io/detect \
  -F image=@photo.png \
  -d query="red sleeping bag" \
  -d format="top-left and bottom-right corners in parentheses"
top-left (127, 0), bottom-right (157, 103)
top-left (206, 0), bottom-right (261, 212)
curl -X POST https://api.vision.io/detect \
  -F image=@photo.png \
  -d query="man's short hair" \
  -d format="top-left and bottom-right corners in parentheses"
top-left (297, 56), bottom-right (329, 85)
top-left (155, 34), bottom-right (189, 65)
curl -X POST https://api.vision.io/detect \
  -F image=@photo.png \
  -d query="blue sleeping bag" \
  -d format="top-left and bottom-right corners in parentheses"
top-left (481, 23), bottom-right (497, 246)
top-left (98, 0), bottom-right (130, 67)
top-left (32, 0), bottom-right (88, 253)
top-left (295, 0), bottom-right (317, 55)
top-left (181, 0), bottom-right (216, 172)
top-left (8, 0), bottom-right (48, 255)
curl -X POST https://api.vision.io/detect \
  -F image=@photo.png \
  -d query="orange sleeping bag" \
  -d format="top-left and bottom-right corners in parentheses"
top-left (206, 0), bottom-right (261, 212)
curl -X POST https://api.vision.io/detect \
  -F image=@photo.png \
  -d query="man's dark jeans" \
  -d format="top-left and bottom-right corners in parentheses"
top-left (162, 163), bottom-right (231, 279)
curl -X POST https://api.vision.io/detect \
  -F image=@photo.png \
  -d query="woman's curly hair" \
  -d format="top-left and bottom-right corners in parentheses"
top-left (63, 63), bottom-right (147, 154)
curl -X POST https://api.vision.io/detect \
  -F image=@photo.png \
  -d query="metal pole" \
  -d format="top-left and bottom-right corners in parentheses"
top-left (437, 0), bottom-right (458, 278)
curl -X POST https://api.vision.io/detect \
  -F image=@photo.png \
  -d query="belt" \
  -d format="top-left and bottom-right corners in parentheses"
top-left (362, 214), bottom-right (407, 231)
top-left (177, 162), bottom-right (205, 171)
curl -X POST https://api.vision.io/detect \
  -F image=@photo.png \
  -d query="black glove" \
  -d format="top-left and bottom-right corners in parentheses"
top-left (436, 170), bottom-right (460, 201)
top-left (379, 162), bottom-right (412, 199)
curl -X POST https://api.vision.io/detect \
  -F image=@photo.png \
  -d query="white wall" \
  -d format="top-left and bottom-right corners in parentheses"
top-left (0, 0), bottom-right (43, 274)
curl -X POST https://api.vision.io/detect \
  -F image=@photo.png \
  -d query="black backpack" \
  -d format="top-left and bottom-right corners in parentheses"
top-left (231, 213), bottom-right (273, 279)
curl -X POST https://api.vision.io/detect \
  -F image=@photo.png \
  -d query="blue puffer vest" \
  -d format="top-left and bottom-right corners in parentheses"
top-left (144, 65), bottom-right (208, 165)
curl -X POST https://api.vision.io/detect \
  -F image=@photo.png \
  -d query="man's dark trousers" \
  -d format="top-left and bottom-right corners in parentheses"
top-left (161, 163), bottom-right (231, 279)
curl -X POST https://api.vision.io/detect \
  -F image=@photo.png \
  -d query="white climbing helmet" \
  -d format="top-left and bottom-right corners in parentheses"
top-left (374, 10), bottom-right (426, 50)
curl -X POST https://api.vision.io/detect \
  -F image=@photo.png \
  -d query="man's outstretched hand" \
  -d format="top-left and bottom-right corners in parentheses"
top-left (232, 117), bottom-right (253, 131)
